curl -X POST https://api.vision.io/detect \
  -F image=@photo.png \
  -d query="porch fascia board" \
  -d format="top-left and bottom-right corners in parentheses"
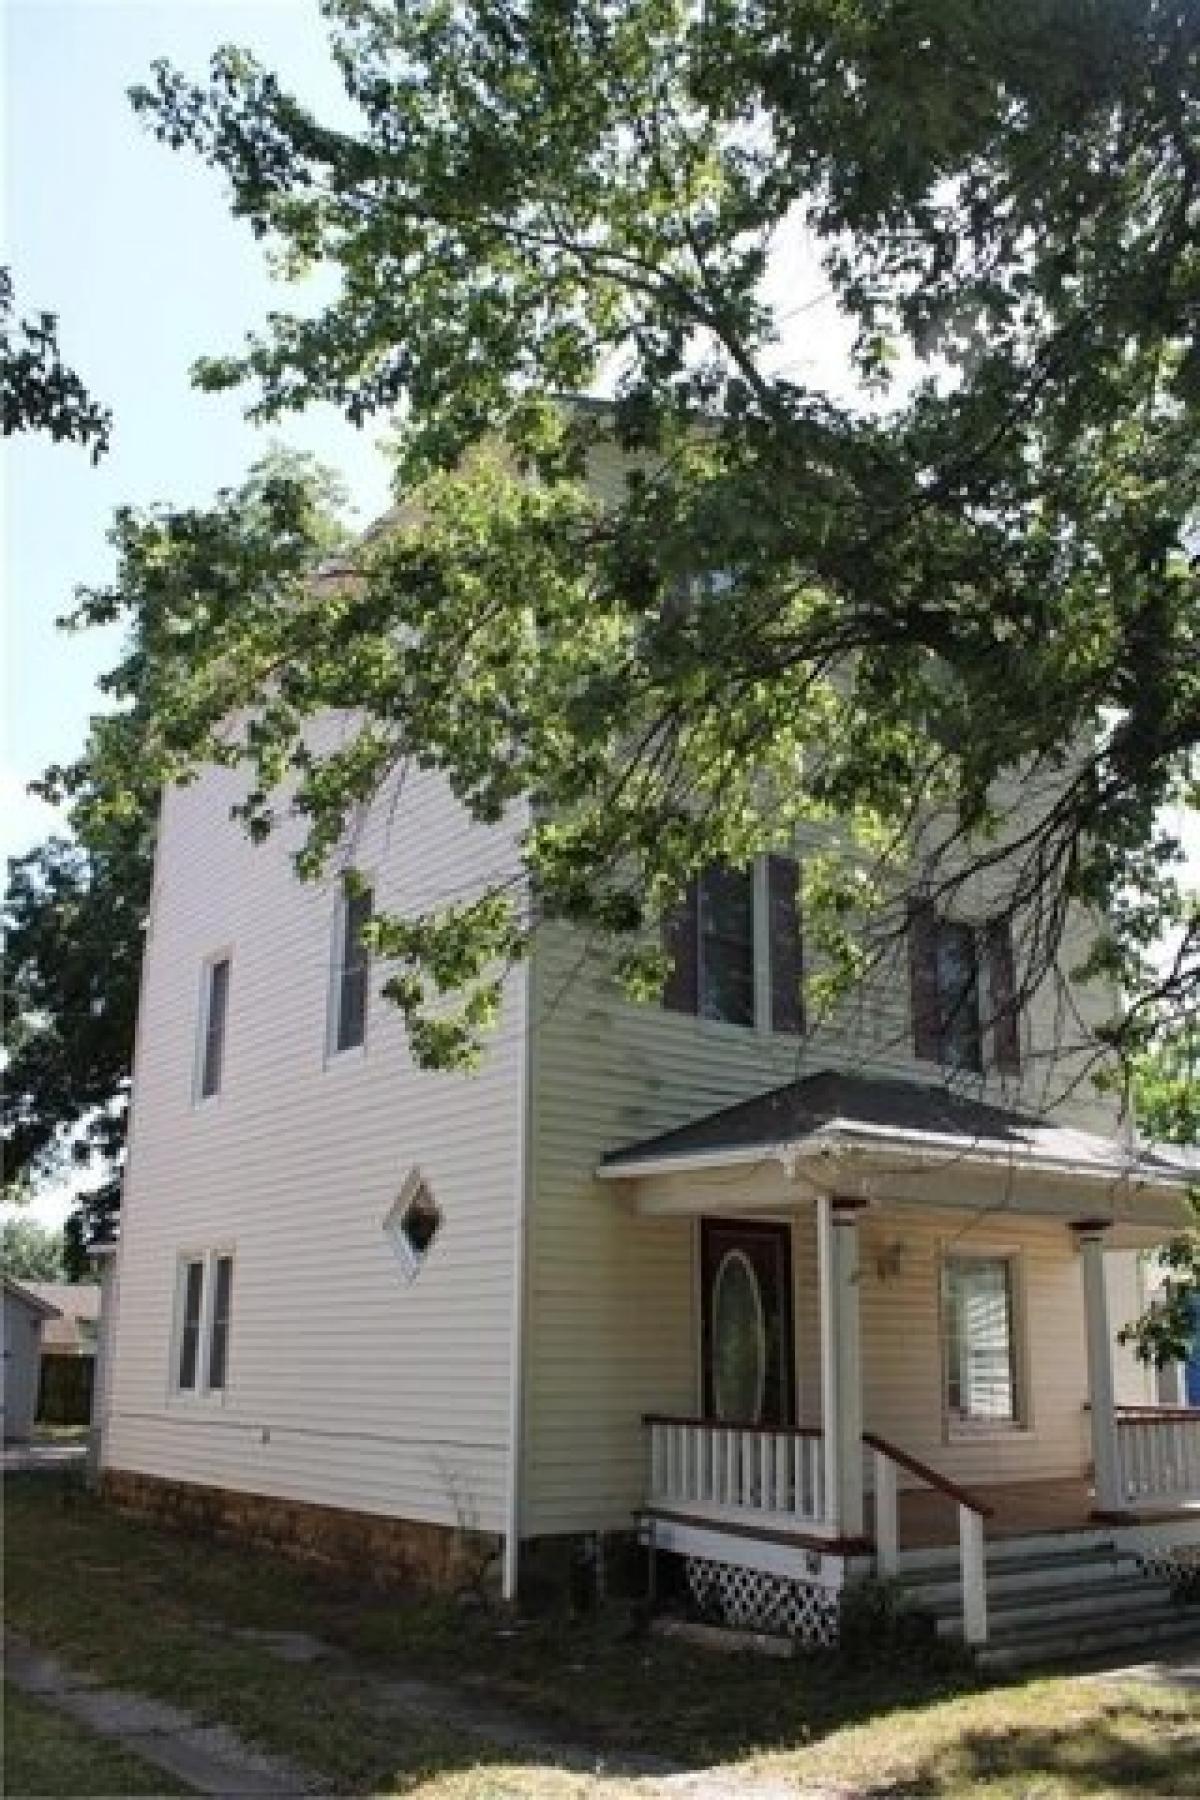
top-left (599, 1129), bottom-right (1193, 1236)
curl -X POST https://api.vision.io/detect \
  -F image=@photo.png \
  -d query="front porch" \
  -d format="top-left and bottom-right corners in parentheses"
top-left (600, 1071), bottom-right (1200, 1649)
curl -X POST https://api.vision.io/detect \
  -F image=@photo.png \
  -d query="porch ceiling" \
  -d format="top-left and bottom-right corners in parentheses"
top-left (596, 1070), bottom-right (1194, 1237)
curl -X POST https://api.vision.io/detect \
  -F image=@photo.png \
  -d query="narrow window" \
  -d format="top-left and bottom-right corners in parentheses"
top-left (935, 919), bottom-right (982, 1073)
top-left (177, 1259), bottom-right (204, 1391)
top-left (207, 1255), bottom-right (233, 1391)
top-left (942, 1255), bottom-right (1019, 1427)
top-left (334, 881), bottom-right (373, 1053)
top-left (909, 908), bottom-right (982, 1073)
top-left (198, 956), bottom-right (231, 1099)
top-left (698, 863), bottom-right (755, 1026)
top-left (767, 854), bottom-right (804, 1035)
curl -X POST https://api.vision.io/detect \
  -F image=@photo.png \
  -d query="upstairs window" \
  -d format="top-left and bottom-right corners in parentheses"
top-left (197, 956), bottom-right (231, 1100)
top-left (942, 1253), bottom-right (1021, 1428)
top-left (909, 903), bottom-right (1020, 1075)
top-left (663, 856), bottom-right (803, 1033)
top-left (332, 880), bottom-right (373, 1054)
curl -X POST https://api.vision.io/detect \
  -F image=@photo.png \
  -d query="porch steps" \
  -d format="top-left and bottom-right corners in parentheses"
top-left (897, 1540), bottom-right (1200, 1671)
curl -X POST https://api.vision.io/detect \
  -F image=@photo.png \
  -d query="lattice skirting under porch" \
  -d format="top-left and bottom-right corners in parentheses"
top-left (684, 1556), bottom-right (840, 1646)
top-left (1136, 1544), bottom-right (1200, 1595)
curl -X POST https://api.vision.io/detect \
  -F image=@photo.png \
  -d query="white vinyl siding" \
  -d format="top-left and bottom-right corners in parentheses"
top-left (107, 729), bottom-right (527, 1532)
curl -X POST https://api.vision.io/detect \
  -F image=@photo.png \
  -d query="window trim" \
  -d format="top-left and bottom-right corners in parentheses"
top-left (666, 855), bottom-right (803, 1038)
top-left (939, 1245), bottom-right (1029, 1440)
top-left (326, 875), bottom-right (374, 1062)
top-left (169, 1248), bottom-right (235, 1402)
top-left (193, 949), bottom-right (233, 1106)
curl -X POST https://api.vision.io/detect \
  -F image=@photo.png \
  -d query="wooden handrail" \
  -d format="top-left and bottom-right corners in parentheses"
top-left (863, 1430), bottom-right (994, 1518)
top-left (642, 1412), bottom-right (823, 1440)
top-left (1115, 1403), bottom-right (1200, 1423)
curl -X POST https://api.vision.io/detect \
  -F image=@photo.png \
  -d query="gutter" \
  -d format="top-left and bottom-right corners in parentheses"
top-left (502, 939), bottom-right (534, 1602)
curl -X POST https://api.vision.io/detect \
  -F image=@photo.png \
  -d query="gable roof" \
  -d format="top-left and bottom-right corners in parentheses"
top-left (597, 1069), bottom-right (1190, 1191)
top-left (2, 1274), bottom-right (62, 1321)
top-left (21, 1282), bottom-right (100, 1354)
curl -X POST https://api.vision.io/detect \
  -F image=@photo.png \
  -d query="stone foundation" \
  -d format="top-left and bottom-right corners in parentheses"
top-left (101, 1467), bottom-right (501, 1594)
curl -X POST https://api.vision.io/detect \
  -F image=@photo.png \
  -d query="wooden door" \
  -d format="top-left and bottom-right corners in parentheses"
top-left (701, 1219), bottom-right (794, 1427)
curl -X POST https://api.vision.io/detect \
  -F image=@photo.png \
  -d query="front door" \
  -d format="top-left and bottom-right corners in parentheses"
top-left (701, 1219), bottom-right (795, 1427)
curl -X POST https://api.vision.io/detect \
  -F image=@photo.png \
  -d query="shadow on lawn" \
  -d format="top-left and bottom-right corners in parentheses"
top-left (915, 1707), bottom-right (1200, 1799)
top-left (12, 1473), bottom-right (1191, 1796)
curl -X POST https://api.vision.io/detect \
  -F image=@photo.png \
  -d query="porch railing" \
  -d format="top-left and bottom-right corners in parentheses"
top-left (865, 1430), bottom-right (994, 1646)
top-left (643, 1414), bottom-right (828, 1530)
top-left (1115, 1405), bottom-right (1200, 1507)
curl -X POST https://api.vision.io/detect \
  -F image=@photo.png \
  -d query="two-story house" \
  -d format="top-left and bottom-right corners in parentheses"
top-left (99, 491), bottom-right (1200, 1667)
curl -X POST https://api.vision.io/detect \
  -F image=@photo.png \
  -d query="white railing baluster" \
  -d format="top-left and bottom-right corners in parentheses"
top-left (1112, 1407), bottom-right (1200, 1507)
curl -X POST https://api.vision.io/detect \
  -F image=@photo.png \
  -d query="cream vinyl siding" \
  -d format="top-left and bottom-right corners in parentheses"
top-left (106, 735), bottom-right (526, 1533)
top-left (523, 889), bottom-right (1124, 1534)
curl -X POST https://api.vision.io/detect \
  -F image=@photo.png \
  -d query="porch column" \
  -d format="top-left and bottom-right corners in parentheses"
top-left (1072, 1221), bottom-right (1122, 1514)
top-left (818, 1194), bottom-right (865, 1537)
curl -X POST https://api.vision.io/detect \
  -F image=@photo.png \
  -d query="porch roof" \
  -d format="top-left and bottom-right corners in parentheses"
top-left (596, 1069), bottom-right (1191, 1194)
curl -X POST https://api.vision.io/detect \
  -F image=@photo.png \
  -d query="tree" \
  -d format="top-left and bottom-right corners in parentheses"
top-left (106, 0), bottom-right (1196, 1073)
top-left (1, 1216), bottom-right (69, 1283)
top-left (1, 267), bottom-right (111, 458)
top-left (1120, 1015), bottom-right (1200, 1367)
top-left (2, 455), bottom-right (345, 1267)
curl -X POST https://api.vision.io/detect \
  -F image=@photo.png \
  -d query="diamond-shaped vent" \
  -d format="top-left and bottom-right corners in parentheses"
top-left (384, 1170), bottom-right (443, 1281)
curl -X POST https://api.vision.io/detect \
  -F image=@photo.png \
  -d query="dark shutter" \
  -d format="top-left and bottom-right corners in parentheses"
top-left (768, 854), bottom-right (803, 1035)
top-left (662, 878), bottom-right (699, 1014)
top-left (909, 896), bottom-right (941, 1061)
top-left (986, 918), bottom-right (1021, 1074)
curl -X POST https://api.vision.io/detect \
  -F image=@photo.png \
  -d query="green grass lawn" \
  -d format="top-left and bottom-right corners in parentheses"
top-left (4, 1684), bottom-right (189, 1797)
top-left (4, 1473), bottom-right (1198, 1797)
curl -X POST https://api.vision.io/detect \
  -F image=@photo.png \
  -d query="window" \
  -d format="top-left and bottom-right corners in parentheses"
top-left (208, 1255), bottom-right (233, 1391)
top-left (332, 880), bottom-right (373, 1054)
top-left (663, 856), bottom-right (803, 1033)
top-left (173, 1251), bottom-right (234, 1395)
top-left (909, 904), bottom-right (1020, 1075)
top-left (942, 1254), bottom-right (1021, 1428)
top-left (384, 1171), bottom-right (443, 1282)
top-left (198, 956), bottom-right (231, 1099)
top-left (176, 1259), bottom-right (204, 1391)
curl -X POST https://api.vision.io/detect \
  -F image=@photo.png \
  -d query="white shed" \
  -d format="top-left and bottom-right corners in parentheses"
top-left (2, 1275), bottom-right (60, 1443)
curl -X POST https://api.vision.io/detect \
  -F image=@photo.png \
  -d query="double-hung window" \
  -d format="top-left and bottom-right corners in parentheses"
top-left (174, 1252), bottom-right (235, 1395)
top-left (909, 904), bottom-right (1021, 1075)
top-left (942, 1253), bottom-right (1022, 1428)
top-left (331, 880), bottom-right (373, 1055)
top-left (663, 856), bottom-right (803, 1034)
top-left (197, 956), bottom-right (231, 1100)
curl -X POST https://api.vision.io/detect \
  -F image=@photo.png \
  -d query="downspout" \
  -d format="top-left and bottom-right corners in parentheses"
top-left (502, 937), bottom-right (534, 1601)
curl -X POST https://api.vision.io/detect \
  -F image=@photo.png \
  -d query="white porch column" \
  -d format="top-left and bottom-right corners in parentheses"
top-left (1073, 1221), bottom-right (1122, 1514)
top-left (818, 1194), bottom-right (865, 1537)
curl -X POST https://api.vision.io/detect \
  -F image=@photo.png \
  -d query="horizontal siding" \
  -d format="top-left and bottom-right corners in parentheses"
top-left (524, 894), bottom-right (1126, 1534)
top-left (107, 737), bottom-right (525, 1533)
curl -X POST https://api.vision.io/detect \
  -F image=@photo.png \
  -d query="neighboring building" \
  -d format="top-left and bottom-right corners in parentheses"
top-left (25, 1282), bottom-right (101, 1427)
top-left (2, 1276), bottom-right (60, 1443)
top-left (100, 465), bottom-right (1200, 1662)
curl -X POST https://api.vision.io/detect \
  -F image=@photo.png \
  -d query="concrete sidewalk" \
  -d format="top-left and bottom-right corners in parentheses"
top-left (5, 1634), bottom-right (326, 1797)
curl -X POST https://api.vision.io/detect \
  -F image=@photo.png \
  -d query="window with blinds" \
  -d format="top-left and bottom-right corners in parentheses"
top-left (942, 1253), bottom-right (1021, 1427)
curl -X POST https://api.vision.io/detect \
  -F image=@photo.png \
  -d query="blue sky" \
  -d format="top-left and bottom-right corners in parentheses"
top-left (3, 0), bottom-right (393, 864)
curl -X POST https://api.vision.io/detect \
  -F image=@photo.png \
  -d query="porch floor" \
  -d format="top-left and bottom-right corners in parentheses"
top-left (882, 1476), bottom-right (1200, 1551)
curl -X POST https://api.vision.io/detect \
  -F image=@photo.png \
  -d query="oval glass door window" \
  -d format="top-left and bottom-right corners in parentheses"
top-left (712, 1249), bottom-right (767, 1422)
